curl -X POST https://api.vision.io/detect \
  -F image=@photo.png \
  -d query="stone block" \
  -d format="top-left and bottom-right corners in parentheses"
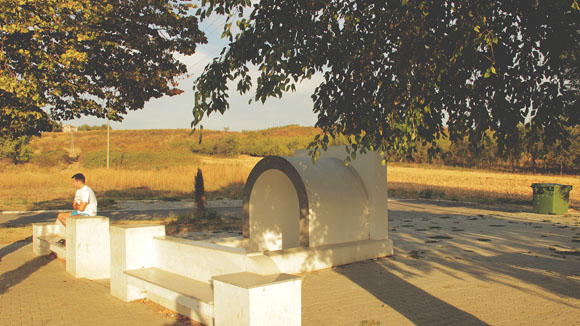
top-left (110, 224), bottom-right (165, 302)
top-left (32, 223), bottom-right (61, 255)
top-left (213, 272), bottom-right (301, 326)
top-left (66, 216), bottom-right (111, 280)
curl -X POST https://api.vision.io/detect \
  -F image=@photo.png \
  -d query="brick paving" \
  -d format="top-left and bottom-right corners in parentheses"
top-left (0, 243), bottom-right (189, 326)
top-left (1, 199), bottom-right (579, 325)
top-left (301, 200), bottom-right (580, 326)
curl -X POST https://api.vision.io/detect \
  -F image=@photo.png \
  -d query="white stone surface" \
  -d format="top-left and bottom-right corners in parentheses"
top-left (264, 239), bottom-right (394, 274)
top-left (56, 219), bottom-right (66, 237)
top-left (125, 268), bottom-right (214, 326)
top-left (153, 236), bottom-right (279, 284)
top-left (249, 169), bottom-right (300, 251)
top-left (213, 272), bottom-right (301, 326)
top-left (32, 223), bottom-right (61, 255)
top-left (246, 147), bottom-right (389, 249)
top-left (110, 224), bottom-right (165, 302)
top-left (286, 156), bottom-right (370, 247)
top-left (66, 216), bottom-right (110, 279)
top-left (295, 147), bottom-right (389, 241)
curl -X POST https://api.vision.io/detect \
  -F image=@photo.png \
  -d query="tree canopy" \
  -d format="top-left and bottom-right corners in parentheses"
top-left (193, 0), bottom-right (580, 161)
top-left (1, 0), bottom-right (205, 139)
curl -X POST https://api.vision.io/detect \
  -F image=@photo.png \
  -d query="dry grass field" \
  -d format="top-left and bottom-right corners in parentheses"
top-left (2, 159), bottom-right (578, 212)
top-left (388, 164), bottom-right (580, 208)
top-left (0, 156), bottom-right (260, 211)
top-left (1, 127), bottom-right (578, 211)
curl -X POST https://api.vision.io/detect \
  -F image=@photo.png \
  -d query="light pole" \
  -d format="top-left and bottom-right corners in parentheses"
top-left (70, 129), bottom-right (75, 157)
top-left (107, 118), bottom-right (110, 169)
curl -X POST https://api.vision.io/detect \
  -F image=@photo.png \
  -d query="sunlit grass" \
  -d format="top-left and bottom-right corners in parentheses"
top-left (2, 127), bottom-right (579, 212)
top-left (0, 155), bottom-right (260, 211)
top-left (387, 164), bottom-right (580, 207)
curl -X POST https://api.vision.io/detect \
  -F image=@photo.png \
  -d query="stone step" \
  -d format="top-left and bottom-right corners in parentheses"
top-left (125, 267), bottom-right (214, 326)
top-left (37, 235), bottom-right (66, 258)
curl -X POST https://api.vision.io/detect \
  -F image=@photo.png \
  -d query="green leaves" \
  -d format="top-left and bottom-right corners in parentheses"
top-left (192, 0), bottom-right (579, 161)
top-left (1, 0), bottom-right (206, 139)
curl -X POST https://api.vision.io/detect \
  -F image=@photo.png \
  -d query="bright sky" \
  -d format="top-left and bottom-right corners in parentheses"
top-left (70, 14), bottom-right (319, 131)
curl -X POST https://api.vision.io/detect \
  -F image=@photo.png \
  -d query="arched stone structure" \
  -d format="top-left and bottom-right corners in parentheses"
top-left (242, 156), bottom-right (310, 249)
top-left (243, 153), bottom-right (373, 251)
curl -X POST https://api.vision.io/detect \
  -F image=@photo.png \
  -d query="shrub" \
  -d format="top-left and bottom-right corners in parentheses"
top-left (195, 168), bottom-right (206, 217)
top-left (80, 150), bottom-right (111, 168)
top-left (78, 124), bottom-right (111, 131)
top-left (190, 135), bottom-right (241, 157)
top-left (30, 149), bottom-right (71, 167)
top-left (0, 136), bottom-right (33, 164)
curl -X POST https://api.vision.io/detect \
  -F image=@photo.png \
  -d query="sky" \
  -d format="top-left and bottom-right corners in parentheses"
top-left (69, 14), bottom-right (319, 132)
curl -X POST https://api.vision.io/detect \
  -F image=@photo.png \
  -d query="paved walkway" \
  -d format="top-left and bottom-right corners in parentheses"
top-left (302, 200), bottom-right (580, 326)
top-left (1, 199), bottom-right (579, 325)
top-left (0, 244), bottom-right (190, 326)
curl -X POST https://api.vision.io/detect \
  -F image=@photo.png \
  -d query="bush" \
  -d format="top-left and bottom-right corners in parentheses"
top-left (78, 124), bottom-right (111, 131)
top-left (30, 149), bottom-right (71, 167)
top-left (190, 135), bottom-right (241, 157)
top-left (81, 149), bottom-right (200, 169)
top-left (80, 150), bottom-right (111, 168)
top-left (194, 168), bottom-right (206, 216)
top-left (0, 136), bottom-right (32, 164)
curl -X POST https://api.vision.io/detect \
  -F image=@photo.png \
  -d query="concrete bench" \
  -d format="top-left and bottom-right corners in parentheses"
top-left (213, 272), bottom-right (301, 326)
top-left (32, 216), bottom-right (110, 280)
top-left (33, 222), bottom-right (66, 257)
top-left (125, 267), bottom-right (214, 325)
top-left (110, 225), bottom-right (302, 326)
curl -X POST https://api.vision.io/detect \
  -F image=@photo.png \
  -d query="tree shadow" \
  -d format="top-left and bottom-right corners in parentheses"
top-left (0, 211), bottom-right (56, 225)
top-left (0, 236), bottom-right (32, 262)
top-left (389, 182), bottom-right (579, 210)
top-left (390, 197), bottom-right (534, 215)
top-left (386, 202), bottom-right (580, 301)
top-left (335, 260), bottom-right (488, 325)
top-left (0, 252), bottom-right (51, 295)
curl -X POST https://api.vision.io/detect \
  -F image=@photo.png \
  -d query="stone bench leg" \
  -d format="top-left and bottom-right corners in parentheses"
top-left (66, 216), bottom-right (111, 279)
top-left (213, 272), bottom-right (302, 326)
top-left (56, 219), bottom-right (66, 237)
top-left (32, 223), bottom-right (61, 255)
top-left (110, 225), bottom-right (165, 302)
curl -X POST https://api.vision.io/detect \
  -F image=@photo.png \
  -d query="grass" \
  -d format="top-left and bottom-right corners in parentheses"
top-left (0, 155), bottom-right (259, 211)
top-left (0, 224), bottom-right (33, 244)
top-left (387, 164), bottom-right (580, 208)
top-left (3, 155), bottom-right (580, 212)
top-left (1, 126), bottom-right (579, 212)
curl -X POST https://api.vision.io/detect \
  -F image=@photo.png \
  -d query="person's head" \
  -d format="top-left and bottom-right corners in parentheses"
top-left (72, 173), bottom-right (86, 188)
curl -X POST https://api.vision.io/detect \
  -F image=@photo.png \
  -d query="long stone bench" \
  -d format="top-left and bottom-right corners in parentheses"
top-left (32, 216), bottom-right (110, 280)
top-left (110, 225), bottom-right (302, 326)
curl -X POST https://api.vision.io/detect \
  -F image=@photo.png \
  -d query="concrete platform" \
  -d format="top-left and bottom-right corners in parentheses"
top-left (1, 199), bottom-right (579, 325)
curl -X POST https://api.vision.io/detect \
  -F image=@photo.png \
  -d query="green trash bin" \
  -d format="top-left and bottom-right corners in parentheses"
top-left (531, 183), bottom-right (573, 214)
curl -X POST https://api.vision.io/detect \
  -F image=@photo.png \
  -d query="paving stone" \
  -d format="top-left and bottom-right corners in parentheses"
top-left (2, 199), bottom-right (579, 325)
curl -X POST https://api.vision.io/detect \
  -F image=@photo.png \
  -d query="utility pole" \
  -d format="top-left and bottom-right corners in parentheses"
top-left (107, 118), bottom-right (110, 169)
top-left (70, 129), bottom-right (75, 157)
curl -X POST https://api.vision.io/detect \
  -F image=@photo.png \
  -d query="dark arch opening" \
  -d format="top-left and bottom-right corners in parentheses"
top-left (242, 156), bottom-right (310, 247)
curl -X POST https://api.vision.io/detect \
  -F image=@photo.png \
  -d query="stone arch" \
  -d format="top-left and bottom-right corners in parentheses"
top-left (242, 156), bottom-right (310, 248)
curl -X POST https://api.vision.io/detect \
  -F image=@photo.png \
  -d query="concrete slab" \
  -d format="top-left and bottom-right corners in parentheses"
top-left (2, 199), bottom-right (579, 325)
top-left (0, 243), bottom-right (197, 326)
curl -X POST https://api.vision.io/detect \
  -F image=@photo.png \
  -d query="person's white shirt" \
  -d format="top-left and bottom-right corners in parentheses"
top-left (75, 185), bottom-right (98, 216)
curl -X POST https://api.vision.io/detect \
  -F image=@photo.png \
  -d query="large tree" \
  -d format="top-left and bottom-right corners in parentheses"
top-left (193, 0), bottom-right (580, 160)
top-left (1, 0), bottom-right (205, 139)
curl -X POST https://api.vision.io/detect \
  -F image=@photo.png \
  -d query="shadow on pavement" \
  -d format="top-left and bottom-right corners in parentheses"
top-left (335, 260), bottom-right (488, 325)
top-left (387, 205), bottom-right (580, 302)
top-left (0, 236), bottom-right (32, 262)
top-left (0, 253), bottom-right (51, 295)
